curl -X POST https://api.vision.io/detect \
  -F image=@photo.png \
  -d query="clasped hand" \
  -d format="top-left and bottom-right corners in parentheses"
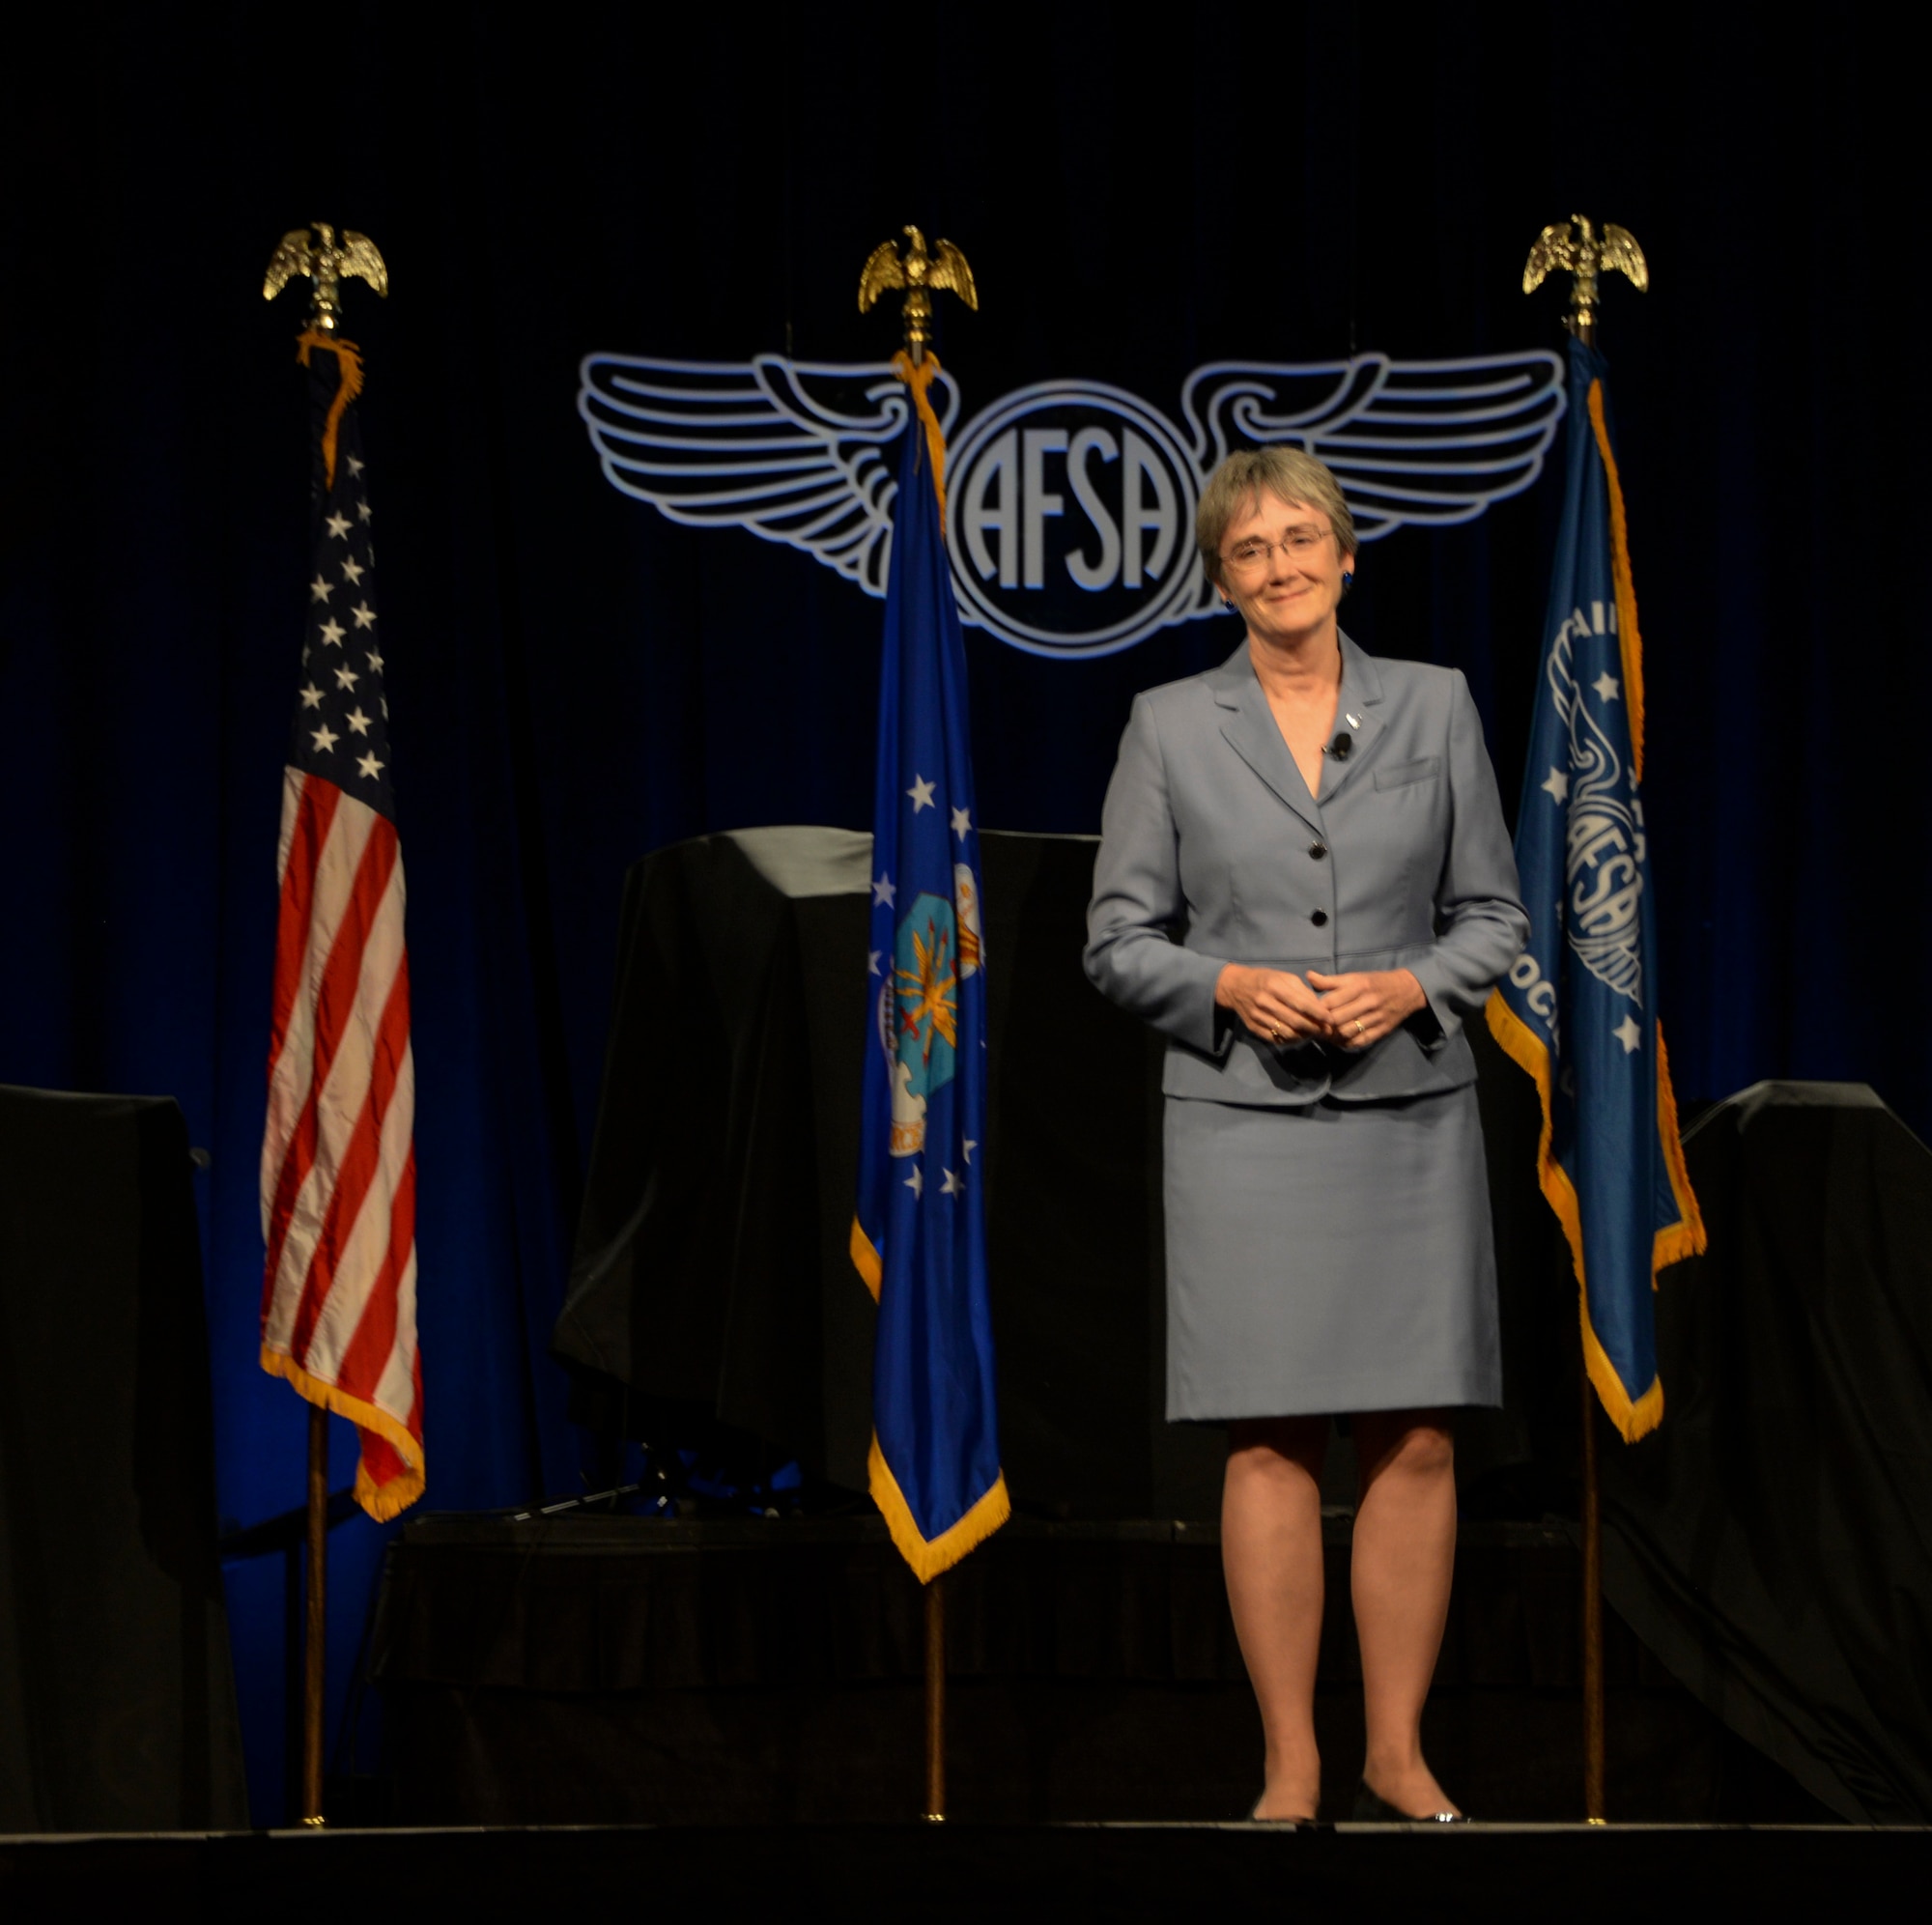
top-left (1213, 964), bottom-right (1427, 1050)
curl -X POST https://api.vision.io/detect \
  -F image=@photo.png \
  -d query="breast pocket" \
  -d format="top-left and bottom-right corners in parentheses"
top-left (1368, 755), bottom-right (1447, 902)
top-left (1374, 755), bottom-right (1443, 791)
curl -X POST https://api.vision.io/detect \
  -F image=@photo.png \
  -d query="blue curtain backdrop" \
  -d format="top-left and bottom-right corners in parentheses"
top-left (1, 5), bottom-right (1923, 1821)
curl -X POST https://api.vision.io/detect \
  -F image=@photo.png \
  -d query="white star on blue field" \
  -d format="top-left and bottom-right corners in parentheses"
top-left (291, 442), bottom-right (394, 819)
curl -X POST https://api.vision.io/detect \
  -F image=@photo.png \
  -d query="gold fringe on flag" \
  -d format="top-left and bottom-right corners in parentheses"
top-left (259, 1345), bottom-right (424, 1521)
top-left (295, 330), bottom-right (365, 493)
top-left (868, 1433), bottom-right (1010, 1584)
top-left (893, 349), bottom-right (949, 521)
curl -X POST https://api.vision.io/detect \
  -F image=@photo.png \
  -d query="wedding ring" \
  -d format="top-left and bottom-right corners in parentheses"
top-left (1353, 1019), bottom-right (1366, 1036)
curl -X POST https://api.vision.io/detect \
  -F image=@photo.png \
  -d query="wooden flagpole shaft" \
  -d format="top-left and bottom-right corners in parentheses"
top-left (301, 1400), bottom-right (328, 1826)
top-left (1580, 1370), bottom-right (1606, 1822)
top-left (923, 1572), bottom-right (947, 1822)
top-left (1572, 298), bottom-right (1608, 1825)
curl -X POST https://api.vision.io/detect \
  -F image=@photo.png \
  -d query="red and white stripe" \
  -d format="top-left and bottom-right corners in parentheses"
top-left (260, 764), bottom-right (423, 1516)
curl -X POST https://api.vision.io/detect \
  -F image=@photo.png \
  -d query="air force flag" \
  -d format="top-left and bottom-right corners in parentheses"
top-left (1487, 336), bottom-right (1704, 1441)
top-left (852, 354), bottom-right (1009, 1578)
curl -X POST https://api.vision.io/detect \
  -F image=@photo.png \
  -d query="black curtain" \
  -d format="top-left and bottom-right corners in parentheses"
top-left (1, 4), bottom-right (1923, 1817)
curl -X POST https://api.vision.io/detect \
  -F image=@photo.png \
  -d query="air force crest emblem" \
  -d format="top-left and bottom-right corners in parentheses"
top-left (878, 881), bottom-right (982, 1159)
top-left (577, 349), bottom-right (1567, 659)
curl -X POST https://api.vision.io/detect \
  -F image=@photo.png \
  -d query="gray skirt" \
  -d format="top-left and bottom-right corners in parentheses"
top-left (1163, 1086), bottom-right (1501, 1421)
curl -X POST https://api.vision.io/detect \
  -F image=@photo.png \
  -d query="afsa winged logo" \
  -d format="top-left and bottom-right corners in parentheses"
top-left (577, 349), bottom-right (1565, 660)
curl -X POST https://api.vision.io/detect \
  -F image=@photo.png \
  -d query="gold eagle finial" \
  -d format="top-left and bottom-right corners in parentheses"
top-left (264, 222), bottom-right (389, 332)
top-left (858, 225), bottom-right (978, 363)
top-left (1523, 215), bottom-right (1646, 345)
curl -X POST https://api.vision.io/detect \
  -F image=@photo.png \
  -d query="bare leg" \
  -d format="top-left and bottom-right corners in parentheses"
top-left (1351, 1409), bottom-right (1459, 1816)
top-left (1222, 1416), bottom-right (1329, 1819)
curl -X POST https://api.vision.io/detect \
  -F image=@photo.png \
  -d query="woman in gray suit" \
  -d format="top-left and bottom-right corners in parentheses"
top-left (1084, 447), bottom-right (1527, 1824)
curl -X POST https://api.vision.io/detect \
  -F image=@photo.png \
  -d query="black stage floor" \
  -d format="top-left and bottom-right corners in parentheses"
top-left (4, 1822), bottom-right (1921, 1921)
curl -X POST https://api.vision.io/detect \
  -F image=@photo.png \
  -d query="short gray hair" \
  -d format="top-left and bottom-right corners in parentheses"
top-left (1196, 447), bottom-right (1357, 587)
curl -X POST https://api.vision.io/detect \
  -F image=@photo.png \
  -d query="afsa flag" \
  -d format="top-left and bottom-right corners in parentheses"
top-left (851, 353), bottom-right (1009, 1580)
top-left (1487, 335), bottom-right (1704, 1441)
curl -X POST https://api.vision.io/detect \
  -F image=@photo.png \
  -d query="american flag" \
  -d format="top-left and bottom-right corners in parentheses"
top-left (259, 335), bottom-right (422, 1520)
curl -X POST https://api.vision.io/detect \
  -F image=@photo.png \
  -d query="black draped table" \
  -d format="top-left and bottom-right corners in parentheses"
top-left (552, 827), bottom-right (1229, 1515)
top-left (1599, 1082), bottom-right (1932, 1824)
top-left (0, 1086), bottom-right (247, 1830)
top-left (371, 1509), bottom-right (1820, 1826)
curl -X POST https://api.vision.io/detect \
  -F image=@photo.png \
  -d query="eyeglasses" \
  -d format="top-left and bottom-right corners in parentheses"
top-left (1221, 529), bottom-right (1331, 574)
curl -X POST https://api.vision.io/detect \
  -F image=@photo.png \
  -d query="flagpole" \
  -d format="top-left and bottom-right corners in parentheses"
top-left (262, 223), bottom-right (412, 1831)
top-left (857, 229), bottom-right (994, 1830)
top-left (923, 1573), bottom-right (948, 1821)
top-left (1519, 213), bottom-right (1663, 1830)
top-left (1579, 1368), bottom-right (1605, 1821)
top-left (301, 1400), bottom-right (327, 1826)
top-left (1568, 289), bottom-right (1609, 1828)
top-left (1569, 294), bottom-right (1609, 1829)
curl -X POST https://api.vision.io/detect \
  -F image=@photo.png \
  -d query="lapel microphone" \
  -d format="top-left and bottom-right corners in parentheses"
top-left (1326, 730), bottom-right (1353, 762)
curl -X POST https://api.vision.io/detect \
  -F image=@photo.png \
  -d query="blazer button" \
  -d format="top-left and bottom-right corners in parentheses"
top-left (1311, 910), bottom-right (1329, 927)
top-left (1309, 841), bottom-right (1328, 860)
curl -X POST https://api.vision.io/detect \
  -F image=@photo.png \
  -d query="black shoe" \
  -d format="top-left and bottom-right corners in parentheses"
top-left (1351, 1779), bottom-right (1470, 1824)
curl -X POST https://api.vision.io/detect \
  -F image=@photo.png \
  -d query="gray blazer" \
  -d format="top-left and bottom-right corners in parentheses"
top-left (1084, 635), bottom-right (1529, 1106)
